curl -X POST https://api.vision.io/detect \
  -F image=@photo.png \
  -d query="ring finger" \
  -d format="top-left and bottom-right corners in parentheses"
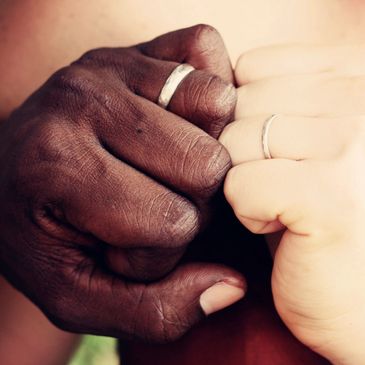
top-left (219, 114), bottom-right (353, 164)
top-left (77, 48), bottom-right (236, 138)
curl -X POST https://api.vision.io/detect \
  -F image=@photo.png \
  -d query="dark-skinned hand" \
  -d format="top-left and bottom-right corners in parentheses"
top-left (0, 25), bottom-right (245, 343)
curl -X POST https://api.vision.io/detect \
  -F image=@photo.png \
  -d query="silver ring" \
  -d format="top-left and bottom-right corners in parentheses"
top-left (262, 114), bottom-right (278, 159)
top-left (157, 64), bottom-right (195, 109)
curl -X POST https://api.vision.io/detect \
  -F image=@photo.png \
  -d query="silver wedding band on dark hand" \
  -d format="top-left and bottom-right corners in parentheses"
top-left (158, 64), bottom-right (195, 109)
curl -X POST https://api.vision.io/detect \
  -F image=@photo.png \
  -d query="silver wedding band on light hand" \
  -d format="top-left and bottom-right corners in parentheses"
top-left (157, 64), bottom-right (195, 109)
top-left (262, 114), bottom-right (279, 159)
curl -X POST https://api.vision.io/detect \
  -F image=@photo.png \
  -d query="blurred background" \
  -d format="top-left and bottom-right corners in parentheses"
top-left (69, 336), bottom-right (118, 365)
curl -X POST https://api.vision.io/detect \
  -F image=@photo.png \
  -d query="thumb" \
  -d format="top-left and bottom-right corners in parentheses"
top-left (138, 263), bottom-right (246, 342)
top-left (44, 260), bottom-right (246, 344)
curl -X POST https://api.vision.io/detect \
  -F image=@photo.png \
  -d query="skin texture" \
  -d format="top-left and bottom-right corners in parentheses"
top-left (3, 1), bottom-right (365, 362)
top-left (220, 44), bottom-right (365, 364)
top-left (0, 25), bottom-right (246, 343)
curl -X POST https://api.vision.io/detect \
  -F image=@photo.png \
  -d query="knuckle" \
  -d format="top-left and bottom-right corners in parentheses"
top-left (205, 142), bottom-right (231, 189)
top-left (29, 125), bottom-right (92, 182)
top-left (188, 137), bottom-right (231, 196)
top-left (39, 128), bottom-right (108, 188)
top-left (75, 47), bottom-right (111, 66)
top-left (49, 65), bottom-right (123, 124)
top-left (158, 194), bottom-right (200, 248)
top-left (125, 191), bottom-right (200, 249)
top-left (123, 247), bottom-right (184, 281)
top-left (50, 65), bottom-right (98, 98)
top-left (75, 47), bottom-right (135, 82)
top-left (36, 125), bottom-right (73, 163)
top-left (190, 24), bottom-right (222, 51)
top-left (11, 124), bottom-right (74, 195)
top-left (75, 47), bottom-right (131, 68)
top-left (198, 75), bottom-right (237, 135)
top-left (134, 291), bottom-right (190, 343)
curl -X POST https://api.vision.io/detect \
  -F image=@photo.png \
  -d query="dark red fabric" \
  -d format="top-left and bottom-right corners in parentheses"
top-left (120, 295), bottom-right (329, 365)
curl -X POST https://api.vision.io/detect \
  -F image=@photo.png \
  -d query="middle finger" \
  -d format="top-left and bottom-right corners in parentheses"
top-left (236, 74), bottom-right (365, 118)
top-left (219, 114), bottom-right (360, 164)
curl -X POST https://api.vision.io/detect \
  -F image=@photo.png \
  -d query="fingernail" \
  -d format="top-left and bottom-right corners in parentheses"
top-left (200, 280), bottom-right (246, 316)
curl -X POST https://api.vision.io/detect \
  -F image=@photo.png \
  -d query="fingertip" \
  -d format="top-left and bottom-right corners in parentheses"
top-left (199, 280), bottom-right (246, 316)
top-left (235, 51), bottom-right (257, 86)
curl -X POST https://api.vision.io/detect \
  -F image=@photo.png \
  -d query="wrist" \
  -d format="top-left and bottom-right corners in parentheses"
top-left (329, 344), bottom-right (365, 365)
top-left (331, 354), bottom-right (365, 365)
top-left (319, 326), bottom-right (365, 365)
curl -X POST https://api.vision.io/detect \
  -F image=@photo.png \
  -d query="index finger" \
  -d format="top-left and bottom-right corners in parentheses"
top-left (235, 44), bottom-right (365, 86)
top-left (43, 258), bottom-right (245, 343)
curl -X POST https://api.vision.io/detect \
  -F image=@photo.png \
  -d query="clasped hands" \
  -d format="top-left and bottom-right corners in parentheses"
top-left (1, 24), bottom-right (365, 364)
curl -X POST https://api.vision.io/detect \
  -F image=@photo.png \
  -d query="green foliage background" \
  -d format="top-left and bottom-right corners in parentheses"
top-left (69, 336), bottom-right (119, 365)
